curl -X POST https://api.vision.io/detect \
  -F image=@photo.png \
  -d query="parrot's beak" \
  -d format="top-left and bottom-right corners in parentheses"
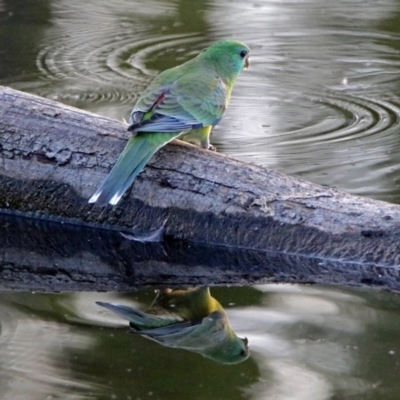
top-left (244, 56), bottom-right (250, 69)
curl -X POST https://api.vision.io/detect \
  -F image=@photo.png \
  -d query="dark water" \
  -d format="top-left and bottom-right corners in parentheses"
top-left (2, 0), bottom-right (400, 398)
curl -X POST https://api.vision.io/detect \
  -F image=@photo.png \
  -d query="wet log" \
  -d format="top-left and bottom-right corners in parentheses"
top-left (1, 84), bottom-right (400, 277)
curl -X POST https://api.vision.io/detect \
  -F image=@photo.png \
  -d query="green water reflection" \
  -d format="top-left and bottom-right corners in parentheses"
top-left (96, 288), bottom-right (250, 365)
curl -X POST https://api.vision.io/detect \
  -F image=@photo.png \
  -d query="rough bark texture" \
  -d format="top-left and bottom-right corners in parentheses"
top-left (1, 85), bottom-right (400, 291)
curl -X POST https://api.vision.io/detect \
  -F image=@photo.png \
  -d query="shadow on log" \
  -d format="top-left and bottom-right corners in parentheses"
top-left (1, 85), bottom-right (400, 289)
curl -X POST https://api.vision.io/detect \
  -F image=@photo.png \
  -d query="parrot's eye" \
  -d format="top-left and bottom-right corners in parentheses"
top-left (239, 50), bottom-right (248, 58)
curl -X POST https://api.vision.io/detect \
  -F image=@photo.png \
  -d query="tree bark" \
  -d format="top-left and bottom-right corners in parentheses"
top-left (1, 85), bottom-right (400, 290)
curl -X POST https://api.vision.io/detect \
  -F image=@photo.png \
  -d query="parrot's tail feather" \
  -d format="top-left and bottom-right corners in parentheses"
top-left (96, 301), bottom-right (184, 329)
top-left (108, 146), bottom-right (154, 206)
top-left (89, 132), bottom-right (179, 206)
top-left (96, 301), bottom-right (151, 325)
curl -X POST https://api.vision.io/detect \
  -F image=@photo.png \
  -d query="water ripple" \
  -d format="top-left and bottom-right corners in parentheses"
top-left (37, 32), bottom-right (199, 108)
top-left (0, 294), bottom-right (99, 399)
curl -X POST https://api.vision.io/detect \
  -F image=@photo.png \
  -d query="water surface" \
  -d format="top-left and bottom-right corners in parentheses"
top-left (1, 287), bottom-right (400, 399)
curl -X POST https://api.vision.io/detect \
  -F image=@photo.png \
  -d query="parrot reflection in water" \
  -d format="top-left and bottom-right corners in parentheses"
top-left (89, 40), bottom-right (250, 206)
top-left (96, 287), bottom-right (249, 365)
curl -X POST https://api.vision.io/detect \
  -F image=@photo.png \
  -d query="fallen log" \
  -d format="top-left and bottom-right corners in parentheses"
top-left (1, 85), bottom-right (400, 274)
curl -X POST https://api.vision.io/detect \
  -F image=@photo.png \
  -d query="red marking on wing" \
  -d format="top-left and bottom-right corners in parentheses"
top-left (152, 93), bottom-right (165, 110)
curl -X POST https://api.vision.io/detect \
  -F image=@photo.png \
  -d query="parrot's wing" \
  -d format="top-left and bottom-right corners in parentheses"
top-left (132, 318), bottom-right (200, 337)
top-left (133, 312), bottom-right (231, 353)
top-left (133, 311), bottom-right (225, 342)
top-left (128, 71), bottom-right (227, 133)
top-left (173, 72), bottom-right (227, 126)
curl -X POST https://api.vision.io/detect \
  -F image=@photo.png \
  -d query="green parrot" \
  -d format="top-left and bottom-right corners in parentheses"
top-left (96, 287), bottom-right (249, 364)
top-left (89, 40), bottom-right (250, 206)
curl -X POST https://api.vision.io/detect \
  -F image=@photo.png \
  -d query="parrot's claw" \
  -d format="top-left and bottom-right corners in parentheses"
top-left (200, 141), bottom-right (216, 151)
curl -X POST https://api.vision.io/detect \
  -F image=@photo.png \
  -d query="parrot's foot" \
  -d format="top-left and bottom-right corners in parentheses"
top-left (200, 141), bottom-right (216, 151)
top-left (207, 144), bottom-right (216, 151)
top-left (200, 143), bottom-right (216, 151)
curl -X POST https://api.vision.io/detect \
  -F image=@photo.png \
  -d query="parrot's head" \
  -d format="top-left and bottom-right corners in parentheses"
top-left (199, 40), bottom-right (250, 84)
top-left (205, 334), bottom-right (250, 365)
